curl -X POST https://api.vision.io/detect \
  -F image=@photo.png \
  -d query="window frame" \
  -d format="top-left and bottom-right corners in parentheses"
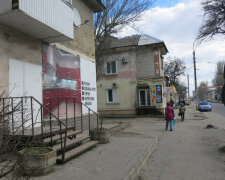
top-left (106, 61), bottom-right (117, 75)
top-left (138, 89), bottom-right (150, 106)
top-left (106, 89), bottom-right (113, 103)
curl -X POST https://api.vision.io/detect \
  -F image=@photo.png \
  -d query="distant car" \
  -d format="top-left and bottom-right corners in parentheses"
top-left (198, 101), bottom-right (212, 112)
top-left (186, 99), bottom-right (191, 105)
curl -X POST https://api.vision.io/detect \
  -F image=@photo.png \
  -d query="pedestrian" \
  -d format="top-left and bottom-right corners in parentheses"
top-left (179, 104), bottom-right (186, 121)
top-left (170, 99), bottom-right (175, 107)
top-left (165, 102), bottom-right (175, 131)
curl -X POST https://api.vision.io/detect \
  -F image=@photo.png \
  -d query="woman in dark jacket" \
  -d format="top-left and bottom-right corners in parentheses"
top-left (165, 102), bottom-right (175, 131)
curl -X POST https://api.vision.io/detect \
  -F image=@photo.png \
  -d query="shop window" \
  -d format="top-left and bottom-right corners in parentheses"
top-left (139, 89), bottom-right (150, 106)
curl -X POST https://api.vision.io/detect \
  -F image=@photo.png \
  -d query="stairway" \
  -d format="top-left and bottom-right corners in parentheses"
top-left (1, 96), bottom-right (102, 163)
top-left (43, 129), bottom-right (98, 163)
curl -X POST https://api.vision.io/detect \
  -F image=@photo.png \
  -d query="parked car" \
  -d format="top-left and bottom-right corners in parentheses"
top-left (198, 101), bottom-right (212, 112)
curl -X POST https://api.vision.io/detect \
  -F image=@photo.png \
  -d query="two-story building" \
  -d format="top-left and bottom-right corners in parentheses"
top-left (0, 0), bottom-right (104, 115)
top-left (97, 34), bottom-right (168, 116)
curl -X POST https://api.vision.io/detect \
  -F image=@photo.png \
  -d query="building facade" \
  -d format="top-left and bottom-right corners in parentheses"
top-left (0, 0), bottom-right (104, 116)
top-left (97, 35), bottom-right (168, 116)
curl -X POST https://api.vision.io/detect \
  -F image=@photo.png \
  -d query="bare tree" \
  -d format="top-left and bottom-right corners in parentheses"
top-left (212, 61), bottom-right (225, 93)
top-left (95, 0), bottom-right (155, 79)
top-left (0, 92), bottom-right (44, 179)
top-left (197, 0), bottom-right (225, 42)
top-left (164, 57), bottom-right (187, 100)
top-left (198, 81), bottom-right (209, 100)
top-left (164, 57), bottom-right (186, 86)
top-left (175, 82), bottom-right (187, 100)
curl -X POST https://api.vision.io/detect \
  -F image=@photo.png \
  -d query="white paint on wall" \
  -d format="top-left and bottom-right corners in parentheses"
top-left (80, 58), bottom-right (97, 113)
top-left (9, 59), bottom-right (42, 129)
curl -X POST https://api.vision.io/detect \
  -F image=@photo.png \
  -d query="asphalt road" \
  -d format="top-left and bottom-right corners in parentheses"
top-left (211, 102), bottom-right (225, 117)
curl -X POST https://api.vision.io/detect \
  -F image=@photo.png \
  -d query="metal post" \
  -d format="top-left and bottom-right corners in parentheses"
top-left (21, 98), bottom-right (24, 135)
top-left (40, 104), bottom-right (43, 142)
top-left (49, 99), bottom-right (52, 144)
top-left (31, 97), bottom-right (34, 136)
top-left (11, 98), bottom-right (14, 135)
top-left (66, 98), bottom-right (68, 126)
top-left (97, 115), bottom-right (99, 134)
top-left (74, 98), bottom-right (76, 131)
top-left (88, 109), bottom-right (90, 136)
top-left (58, 98), bottom-right (60, 119)
top-left (81, 104), bottom-right (83, 132)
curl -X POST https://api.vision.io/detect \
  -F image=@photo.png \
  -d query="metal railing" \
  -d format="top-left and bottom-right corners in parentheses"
top-left (0, 96), bottom-right (103, 161)
top-left (44, 97), bottom-right (102, 136)
top-left (0, 96), bottom-right (68, 160)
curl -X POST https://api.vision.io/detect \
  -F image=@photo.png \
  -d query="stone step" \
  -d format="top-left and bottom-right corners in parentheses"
top-left (57, 141), bottom-right (98, 163)
top-left (53, 135), bottom-right (90, 152)
top-left (43, 130), bottom-right (81, 145)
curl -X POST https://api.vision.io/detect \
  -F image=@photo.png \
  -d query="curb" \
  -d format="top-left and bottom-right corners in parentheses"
top-left (124, 137), bottom-right (159, 180)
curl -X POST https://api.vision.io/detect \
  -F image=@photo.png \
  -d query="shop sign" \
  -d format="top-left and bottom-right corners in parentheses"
top-left (156, 85), bottom-right (162, 103)
top-left (164, 87), bottom-right (173, 94)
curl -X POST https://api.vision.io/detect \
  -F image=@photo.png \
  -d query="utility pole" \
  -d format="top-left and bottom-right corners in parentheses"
top-left (193, 49), bottom-right (198, 108)
top-left (187, 74), bottom-right (190, 98)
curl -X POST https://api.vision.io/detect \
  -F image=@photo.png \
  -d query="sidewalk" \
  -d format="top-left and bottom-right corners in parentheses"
top-left (33, 117), bottom-right (165, 180)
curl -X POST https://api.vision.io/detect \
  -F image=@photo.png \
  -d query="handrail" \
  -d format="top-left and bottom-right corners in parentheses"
top-left (0, 96), bottom-right (68, 161)
top-left (45, 97), bottom-right (104, 140)
top-left (32, 97), bottom-right (67, 127)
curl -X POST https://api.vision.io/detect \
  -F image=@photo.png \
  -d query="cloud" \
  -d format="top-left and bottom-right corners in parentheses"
top-left (118, 0), bottom-right (225, 95)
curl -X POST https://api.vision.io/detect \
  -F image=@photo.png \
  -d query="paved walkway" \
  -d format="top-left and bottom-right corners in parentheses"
top-left (34, 117), bottom-right (164, 180)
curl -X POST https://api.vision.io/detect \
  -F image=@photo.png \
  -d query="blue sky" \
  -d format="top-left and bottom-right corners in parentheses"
top-left (119, 0), bottom-right (225, 96)
top-left (154, 0), bottom-right (181, 7)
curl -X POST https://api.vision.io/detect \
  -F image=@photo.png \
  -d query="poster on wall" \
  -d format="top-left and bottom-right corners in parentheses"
top-left (152, 85), bottom-right (156, 103)
top-left (42, 44), bottom-right (81, 116)
top-left (156, 85), bottom-right (162, 103)
top-left (80, 58), bottom-right (97, 113)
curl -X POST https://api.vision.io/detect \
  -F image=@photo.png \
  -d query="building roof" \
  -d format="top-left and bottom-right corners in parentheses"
top-left (104, 34), bottom-right (168, 54)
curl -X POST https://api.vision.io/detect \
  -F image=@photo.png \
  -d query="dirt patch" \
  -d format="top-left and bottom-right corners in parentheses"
top-left (193, 113), bottom-right (207, 120)
top-left (206, 124), bottom-right (216, 129)
top-left (114, 131), bottom-right (153, 138)
top-left (219, 146), bottom-right (225, 153)
top-left (107, 123), bottom-right (131, 136)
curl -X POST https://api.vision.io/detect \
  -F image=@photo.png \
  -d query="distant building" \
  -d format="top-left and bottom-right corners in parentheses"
top-left (97, 35), bottom-right (168, 116)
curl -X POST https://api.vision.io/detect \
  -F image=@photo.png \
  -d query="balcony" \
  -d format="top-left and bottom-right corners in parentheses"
top-left (0, 0), bottom-right (74, 43)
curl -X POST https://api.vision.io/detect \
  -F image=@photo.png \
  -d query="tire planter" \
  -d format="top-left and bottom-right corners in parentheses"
top-left (19, 147), bottom-right (56, 176)
top-left (90, 128), bottom-right (110, 144)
